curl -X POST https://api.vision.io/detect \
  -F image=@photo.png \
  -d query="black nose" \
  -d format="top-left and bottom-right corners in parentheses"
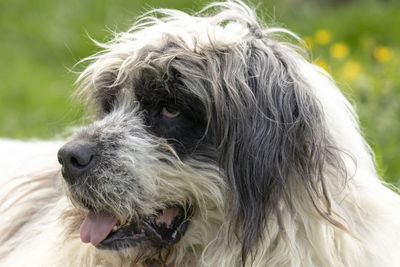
top-left (58, 141), bottom-right (95, 184)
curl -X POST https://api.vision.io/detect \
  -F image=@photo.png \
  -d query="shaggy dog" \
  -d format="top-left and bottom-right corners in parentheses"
top-left (1, 1), bottom-right (400, 266)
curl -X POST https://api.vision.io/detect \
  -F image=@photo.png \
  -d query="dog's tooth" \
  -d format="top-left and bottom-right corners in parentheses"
top-left (113, 225), bottom-right (118, 231)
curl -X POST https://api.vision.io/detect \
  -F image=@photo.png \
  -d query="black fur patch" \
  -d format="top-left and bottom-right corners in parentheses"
top-left (133, 67), bottom-right (216, 159)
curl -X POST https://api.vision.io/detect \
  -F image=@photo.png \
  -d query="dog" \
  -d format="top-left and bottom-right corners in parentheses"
top-left (1, 1), bottom-right (400, 266)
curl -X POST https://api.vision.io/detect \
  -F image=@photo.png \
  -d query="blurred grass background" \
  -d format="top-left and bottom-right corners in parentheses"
top-left (0, 0), bottom-right (399, 186)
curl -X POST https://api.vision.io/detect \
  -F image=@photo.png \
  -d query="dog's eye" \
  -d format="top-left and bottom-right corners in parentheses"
top-left (161, 106), bottom-right (180, 119)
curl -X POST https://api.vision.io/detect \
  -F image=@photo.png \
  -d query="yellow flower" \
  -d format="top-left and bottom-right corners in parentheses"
top-left (314, 29), bottom-right (332, 45)
top-left (330, 42), bottom-right (349, 59)
top-left (342, 60), bottom-right (362, 82)
top-left (303, 36), bottom-right (314, 50)
top-left (314, 58), bottom-right (329, 72)
top-left (373, 46), bottom-right (393, 62)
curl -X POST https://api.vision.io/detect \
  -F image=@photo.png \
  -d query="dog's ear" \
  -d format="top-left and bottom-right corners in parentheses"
top-left (212, 39), bottom-right (346, 264)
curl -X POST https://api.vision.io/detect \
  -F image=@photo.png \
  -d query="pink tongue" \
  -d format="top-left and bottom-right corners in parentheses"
top-left (80, 211), bottom-right (118, 246)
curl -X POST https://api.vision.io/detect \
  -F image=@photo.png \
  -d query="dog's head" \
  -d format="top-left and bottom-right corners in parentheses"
top-left (58, 1), bottom-right (346, 265)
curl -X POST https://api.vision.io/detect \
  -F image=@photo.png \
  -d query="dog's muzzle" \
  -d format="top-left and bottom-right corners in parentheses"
top-left (57, 140), bottom-right (193, 250)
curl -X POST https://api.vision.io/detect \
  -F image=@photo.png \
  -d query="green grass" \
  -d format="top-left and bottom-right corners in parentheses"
top-left (0, 0), bottom-right (399, 186)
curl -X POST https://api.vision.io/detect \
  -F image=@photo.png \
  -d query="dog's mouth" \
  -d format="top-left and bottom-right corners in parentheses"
top-left (79, 206), bottom-right (192, 250)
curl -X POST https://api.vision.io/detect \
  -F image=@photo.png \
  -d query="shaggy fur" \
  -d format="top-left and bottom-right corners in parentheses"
top-left (1, 1), bottom-right (400, 266)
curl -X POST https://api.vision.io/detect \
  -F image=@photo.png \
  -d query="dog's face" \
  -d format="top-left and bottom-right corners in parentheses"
top-left (57, 42), bottom-right (225, 253)
top-left (57, 2), bottom-right (345, 264)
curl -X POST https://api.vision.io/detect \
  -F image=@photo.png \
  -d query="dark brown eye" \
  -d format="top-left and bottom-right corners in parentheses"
top-left (161, 106), bottom-right (180, 119)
